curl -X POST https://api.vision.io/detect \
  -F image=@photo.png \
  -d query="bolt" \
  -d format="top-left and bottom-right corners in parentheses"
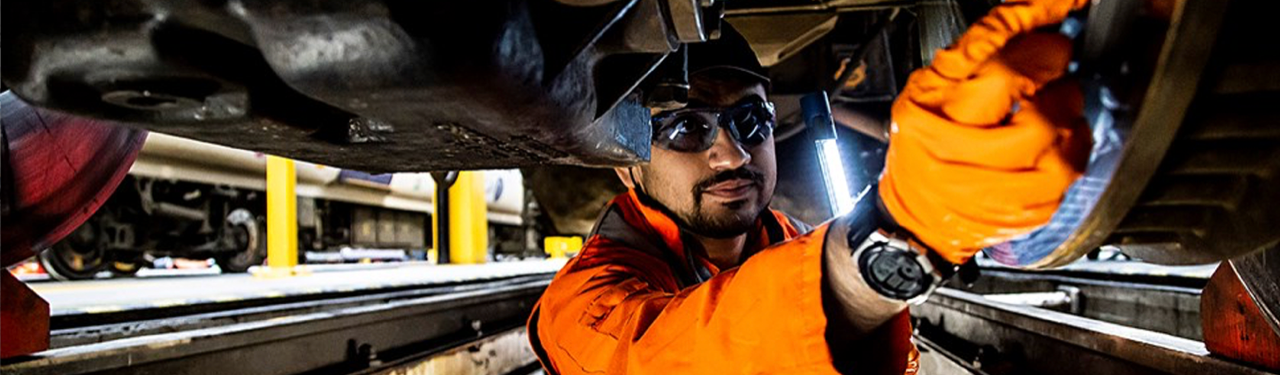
top-left (101, 90), bottom-right (202, 112)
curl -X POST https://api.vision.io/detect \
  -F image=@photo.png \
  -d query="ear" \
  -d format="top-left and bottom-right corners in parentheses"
top-left (614, 166), bottom-right (637, 189)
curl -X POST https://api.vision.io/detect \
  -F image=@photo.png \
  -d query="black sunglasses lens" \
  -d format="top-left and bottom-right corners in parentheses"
top-left (729, 103), bottom-right (774, 146)
top-left (656, 114), bottom-right (716, 152)
top-left (653, 102), bottom-right (772, 152)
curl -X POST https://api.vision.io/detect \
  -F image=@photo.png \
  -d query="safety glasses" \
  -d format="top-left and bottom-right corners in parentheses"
top-left (651, 100), bottom-right (776, 152)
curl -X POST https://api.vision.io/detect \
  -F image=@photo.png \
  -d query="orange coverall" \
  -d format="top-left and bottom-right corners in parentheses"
top-left (529, 0), bottom-right (1089, 371)
top-left (528, 190), bottom-right (916, 374)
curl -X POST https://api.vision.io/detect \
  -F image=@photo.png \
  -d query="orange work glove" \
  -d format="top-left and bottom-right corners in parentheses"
top-left (879, 0), bottom-right (1092, 265)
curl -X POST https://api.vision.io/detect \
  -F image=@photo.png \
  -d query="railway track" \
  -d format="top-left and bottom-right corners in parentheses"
top-left (914, 266), bottom-right (1273, 375)
top-left (2, 275), bottom-right (551, 375)
top-left (48, 274), bottom-right (554, 348)
top-left (4, 262), bottom-right (1272, 374)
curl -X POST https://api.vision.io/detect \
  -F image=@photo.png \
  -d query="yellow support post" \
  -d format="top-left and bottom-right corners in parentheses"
top-left (450, 171), bottom-right (488, 264)
top-left (255, 155), bottom-right (307, 278)
top-left (431, 171), bottom-right (489, 264)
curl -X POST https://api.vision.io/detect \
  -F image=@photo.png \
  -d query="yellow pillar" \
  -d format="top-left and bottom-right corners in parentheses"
top-left (451, 171), bottom-right (488, 264)
top-left (431, 171), bottom-right (489, 264)
top-left (257, 155), bottom-right (306, 278)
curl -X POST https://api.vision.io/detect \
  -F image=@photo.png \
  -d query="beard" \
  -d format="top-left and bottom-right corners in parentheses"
top-left (680, 167), bottom-right (769, 239)
top-left (683, 201), bottom-right (760, 238)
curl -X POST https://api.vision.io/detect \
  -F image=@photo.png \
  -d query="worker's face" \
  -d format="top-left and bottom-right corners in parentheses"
top-left (620, 75), bottom-right (777, 238)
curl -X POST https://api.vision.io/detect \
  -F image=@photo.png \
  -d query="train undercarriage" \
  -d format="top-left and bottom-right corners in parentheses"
top-left (2, 0), bottom-right (1278, 372)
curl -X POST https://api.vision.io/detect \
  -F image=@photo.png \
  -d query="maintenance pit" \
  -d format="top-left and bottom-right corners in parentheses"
top-left (4, 253), bottom-right (1273, 375)
top-left (7, 261), bottom-right (562, 375)
top-left (4, 0), bottom-right (1280, 373)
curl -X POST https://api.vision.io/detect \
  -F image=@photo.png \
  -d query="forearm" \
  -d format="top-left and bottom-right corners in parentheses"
top-left (821, 210), bottom-right (907, 338)
top-left (819, 206), bottom-right (917, 375)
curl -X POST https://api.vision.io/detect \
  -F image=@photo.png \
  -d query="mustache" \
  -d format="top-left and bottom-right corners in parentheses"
top-left (694, 167), bottom-right (765, 193)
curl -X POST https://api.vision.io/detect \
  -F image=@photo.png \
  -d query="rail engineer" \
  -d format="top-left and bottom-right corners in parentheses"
top-left (528, 0), bottom-right (1091, 373)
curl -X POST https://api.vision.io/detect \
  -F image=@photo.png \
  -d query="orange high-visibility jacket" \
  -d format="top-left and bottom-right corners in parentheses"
top-left (528, 190), bottom-right (916, 374)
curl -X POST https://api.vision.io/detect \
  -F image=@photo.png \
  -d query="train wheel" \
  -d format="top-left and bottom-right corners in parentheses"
top-left (108, 253), bottom-right (145, 277)
top-left (39, 221), bottom-right (108, 281)
top-left (215, 209), bottom-right (265, 273)
top-left (109, 261), bottom-right (141, 277)
top-left (0, 92), bottom-right (148, 269)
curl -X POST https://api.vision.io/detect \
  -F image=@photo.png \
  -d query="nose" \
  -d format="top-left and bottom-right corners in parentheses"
top-left (707, 125), bottom-right (751, 171)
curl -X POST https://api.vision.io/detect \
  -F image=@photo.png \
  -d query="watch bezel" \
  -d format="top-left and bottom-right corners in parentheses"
top-left (851, 230), bottom-right (945, 305)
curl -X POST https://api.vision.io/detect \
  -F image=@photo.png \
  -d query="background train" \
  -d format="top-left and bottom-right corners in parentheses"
top-left (38, 132), bottom-right (538, 280)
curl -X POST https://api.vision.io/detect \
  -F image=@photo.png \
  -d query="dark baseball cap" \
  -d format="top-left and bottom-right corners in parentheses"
top-left (686, 23), bottom-right (770, 87)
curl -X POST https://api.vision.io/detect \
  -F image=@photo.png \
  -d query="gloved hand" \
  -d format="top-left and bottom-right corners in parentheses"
top-left (879, 0), bottom-right (1092, 265)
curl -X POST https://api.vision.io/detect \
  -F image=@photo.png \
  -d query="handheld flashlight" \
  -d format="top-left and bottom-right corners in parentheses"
top-left (802, 92), bottom-right (855, 216)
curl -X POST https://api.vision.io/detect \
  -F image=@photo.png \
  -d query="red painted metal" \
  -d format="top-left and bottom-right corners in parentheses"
top-left (0, 270), bottom-right (49, 358)
top-left (1, 92), bottom-right (143, 358)
top-left (1, 92), bottom-right (147, 267)
top-left (1201, 263), bottom-right (1280, 371)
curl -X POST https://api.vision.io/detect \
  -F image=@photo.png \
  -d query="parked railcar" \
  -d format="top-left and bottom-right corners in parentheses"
top-left (39, 133), bottom-right (533, 280)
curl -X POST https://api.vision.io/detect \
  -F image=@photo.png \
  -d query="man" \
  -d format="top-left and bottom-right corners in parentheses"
top-left (528, 0), bottom-right (1090, 373)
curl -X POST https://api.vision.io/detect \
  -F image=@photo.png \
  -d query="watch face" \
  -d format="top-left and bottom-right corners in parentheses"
top-left (859, 243), bottom-right (931, 300)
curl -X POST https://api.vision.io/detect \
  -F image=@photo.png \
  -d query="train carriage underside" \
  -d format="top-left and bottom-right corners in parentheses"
top-left (1, 0), bottom-right (1278, 372)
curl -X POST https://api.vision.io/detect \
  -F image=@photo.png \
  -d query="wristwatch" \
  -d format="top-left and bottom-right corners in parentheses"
top-left (842, 185), bottom-right (956, 304)
top-left (851, 230), bottom-right (950, 304)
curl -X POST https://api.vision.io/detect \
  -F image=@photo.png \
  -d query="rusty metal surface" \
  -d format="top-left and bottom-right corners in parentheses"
top-left (0, 272), bottom-right (50, 359)
top-left (5, 0), bottom-right (1276, 270)
top-left (1230, 245), bottom-right (1280, 338)
top-left (984, 0), bottom-right (1280, 268)
top-left (915, 287), bottom-right (1270, 375)
top-left (1202, 262), bottom-right (1280, 371)
top-left (1109, 0), bottom-right (1280, 265)
top-left (957, 266), bottom-right (1205, 341)
top-left (2, 0), bottom-right (668, 173)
